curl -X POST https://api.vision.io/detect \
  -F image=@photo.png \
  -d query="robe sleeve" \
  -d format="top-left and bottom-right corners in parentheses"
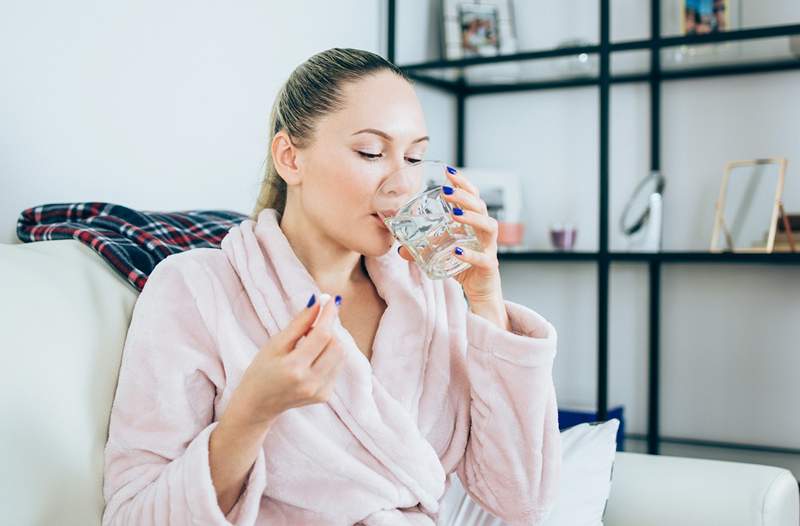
top-left (101, 256), bottom-right (267, 525)
top-left (456, 299), bottom-right (561, 526)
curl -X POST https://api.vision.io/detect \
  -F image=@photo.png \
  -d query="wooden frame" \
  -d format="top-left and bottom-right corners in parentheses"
top-left (442, 0), bottom-right (517, 60)
top-left (710, 157), bottom-right (793, 253)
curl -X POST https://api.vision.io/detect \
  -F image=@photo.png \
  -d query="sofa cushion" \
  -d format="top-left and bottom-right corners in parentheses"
top-left (0, 239), bottom-right (138, 525)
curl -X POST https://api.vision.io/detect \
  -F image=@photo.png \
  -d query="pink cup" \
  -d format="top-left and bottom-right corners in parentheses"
top-left (498, 221), bottom-right (524, 246)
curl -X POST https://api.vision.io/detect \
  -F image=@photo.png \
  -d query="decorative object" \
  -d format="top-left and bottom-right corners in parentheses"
top-left (790, 35), bottom-right (800, 60)
top-left (480, 186), bottom-right (524, 247)
top-left (681, 0), bottom-right (731, 35)
top-left (662, 0), bottom-right (742, 68)
top-left (457, 166), bottom-right (526, 249)
top-left (710, 157), bottom-right (794, 253)
top-left (442, 0), bottom-right (518, 60)
top-left (773, 212), bottom-right (800, 252)
top-left (620, 170), bottom-right (665, 253)
top-left (497, 214), bottom-right (524, 247)
top-left (549, 223), bottom-right (578, 251)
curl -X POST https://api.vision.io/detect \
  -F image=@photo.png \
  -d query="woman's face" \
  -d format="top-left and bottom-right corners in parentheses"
top-left (291, 71), bottom-right (429, 257)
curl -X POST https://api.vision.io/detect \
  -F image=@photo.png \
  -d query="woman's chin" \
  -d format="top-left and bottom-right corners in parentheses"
top-left (360, 233), bottom-right (396, 257)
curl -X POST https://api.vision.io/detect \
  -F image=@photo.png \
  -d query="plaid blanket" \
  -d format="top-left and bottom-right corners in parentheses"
top-left (16, 202), bottom-right (248, 292)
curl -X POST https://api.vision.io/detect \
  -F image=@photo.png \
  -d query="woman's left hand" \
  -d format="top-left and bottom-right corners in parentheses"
top-left (398, 166), bottom-right (509, 327)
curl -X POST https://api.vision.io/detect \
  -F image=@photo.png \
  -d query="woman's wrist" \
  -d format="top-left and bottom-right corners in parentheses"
top-left (222, 387), bottom-right (280, 436)
top-left (468, 295), bottom-right (511, 331)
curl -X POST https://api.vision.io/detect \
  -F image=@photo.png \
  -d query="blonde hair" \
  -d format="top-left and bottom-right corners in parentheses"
top-left (251, 48), bottom-right (411, 220)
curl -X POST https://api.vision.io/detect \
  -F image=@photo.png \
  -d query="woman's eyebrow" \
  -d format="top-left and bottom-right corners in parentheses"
top-left (351, 128), bottom-right (430, 144)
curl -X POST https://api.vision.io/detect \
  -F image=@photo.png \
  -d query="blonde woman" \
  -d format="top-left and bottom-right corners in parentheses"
top-left (102, 48), bottom-right (561, 526)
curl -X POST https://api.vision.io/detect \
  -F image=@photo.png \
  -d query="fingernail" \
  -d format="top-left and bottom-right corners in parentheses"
top-left (447, 165), bottom-right (457, 175)
top-left (453, 207), bottom-right (463, 216)
top-left (334, 295), bottom-right (342, 306)
top-left (454, 246), bottom-right (463, 255)
top-left (397, 245), bottom-right (402, 254)
top-left (442, 185), bottom-right (454, 195)
top-left (306, 293), bottom-right (316, 308)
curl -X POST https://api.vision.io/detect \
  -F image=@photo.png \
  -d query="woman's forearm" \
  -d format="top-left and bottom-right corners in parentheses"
top-left (208, 405), bottom-right (274, 516)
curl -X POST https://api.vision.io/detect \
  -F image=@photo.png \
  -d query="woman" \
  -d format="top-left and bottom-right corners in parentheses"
top-left (102, 48), bottom-right (561, 526)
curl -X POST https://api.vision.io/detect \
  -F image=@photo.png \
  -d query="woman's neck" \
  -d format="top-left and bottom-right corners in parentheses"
top-left (278, 204), bottom-right (368, 292)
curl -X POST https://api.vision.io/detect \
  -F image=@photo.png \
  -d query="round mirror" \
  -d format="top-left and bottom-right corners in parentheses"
top-left (620, 171), bottom-right (665, 236)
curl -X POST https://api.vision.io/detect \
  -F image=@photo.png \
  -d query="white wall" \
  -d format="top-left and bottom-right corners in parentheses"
top-left (3, 0), bottom-right (799, 476)
top-left (0, 0), bottom-right (382, 244)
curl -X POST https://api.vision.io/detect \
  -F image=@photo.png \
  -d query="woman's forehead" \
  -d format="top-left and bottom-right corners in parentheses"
top-left (328, 76), bottom-right (427, 140)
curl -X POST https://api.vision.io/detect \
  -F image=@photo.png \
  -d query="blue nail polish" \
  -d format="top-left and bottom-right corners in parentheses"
top-left (454, 246), bottom-right (463, 255)
top-left (335, 295), bottom-right (342, 306)
top-left (397, 245), bottom-right (402, 253)
top-left (447, 165), bottom-right (457, 175)
top-left (442, 185), bottom-right (454, 195)
top-left (306, 294), bottom-right (316, 308)
top-left (453, 207), bottom-right (463, 216)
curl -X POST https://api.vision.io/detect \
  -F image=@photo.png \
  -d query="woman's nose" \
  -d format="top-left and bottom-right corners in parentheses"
top-left (381, 163), bottom-right (422, 197)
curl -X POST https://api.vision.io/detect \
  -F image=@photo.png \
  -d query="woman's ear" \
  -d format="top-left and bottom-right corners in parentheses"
top-left (272, 131), bottom-right (302, 186)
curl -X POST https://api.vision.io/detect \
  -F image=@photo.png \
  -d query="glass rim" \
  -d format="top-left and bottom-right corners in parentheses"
top-left (380, 158), bottom-right (447, 175)
top-left (374, 159), bottom-right (454, 220)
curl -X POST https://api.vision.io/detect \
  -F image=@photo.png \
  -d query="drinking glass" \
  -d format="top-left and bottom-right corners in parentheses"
top-left (372, 160), bottom-right (482, 280)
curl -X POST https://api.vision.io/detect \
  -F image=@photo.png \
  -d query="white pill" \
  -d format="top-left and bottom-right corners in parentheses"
top-left (312, 293), bottom-right (332, 327)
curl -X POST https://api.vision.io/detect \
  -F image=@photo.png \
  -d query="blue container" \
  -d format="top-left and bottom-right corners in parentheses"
top-left (557, 405), bottom-right (625, 451)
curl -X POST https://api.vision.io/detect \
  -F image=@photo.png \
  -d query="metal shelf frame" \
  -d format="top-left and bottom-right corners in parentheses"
top-left (385, 0), bottom-right (800, 457)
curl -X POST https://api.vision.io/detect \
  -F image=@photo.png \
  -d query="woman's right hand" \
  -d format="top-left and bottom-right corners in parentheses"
top-left (224, 293), bottom-right (346, 430)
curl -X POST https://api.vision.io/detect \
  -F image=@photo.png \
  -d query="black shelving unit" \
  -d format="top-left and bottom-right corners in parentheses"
top-left (386, 0), bottom-right (800, 458)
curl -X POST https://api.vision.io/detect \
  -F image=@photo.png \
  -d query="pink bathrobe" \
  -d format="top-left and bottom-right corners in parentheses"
top-left (102, 208), bottom-right (561, 526)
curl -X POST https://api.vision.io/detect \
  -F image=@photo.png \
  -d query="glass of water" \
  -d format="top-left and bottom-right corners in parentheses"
top-left (372, 160), bottom-right (482, 280)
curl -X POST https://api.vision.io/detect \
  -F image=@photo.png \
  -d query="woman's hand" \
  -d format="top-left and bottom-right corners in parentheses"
top-left (398, 166), bottom-right (510, 330)
top-left (224, 293), bottom-right (347, 431)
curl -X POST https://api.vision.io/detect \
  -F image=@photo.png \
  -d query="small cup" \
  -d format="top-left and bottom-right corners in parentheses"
top-left (498, 221), bottom-right (525, 246)
top-left (549, 223), bottom-right (578, 251)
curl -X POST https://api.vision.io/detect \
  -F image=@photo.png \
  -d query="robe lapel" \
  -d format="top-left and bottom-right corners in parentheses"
top-left (222, 209), bottom-right (447, 513)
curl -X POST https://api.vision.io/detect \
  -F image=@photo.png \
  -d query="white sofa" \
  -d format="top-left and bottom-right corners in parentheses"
top-left (1, 238), bottom-right (798, 526)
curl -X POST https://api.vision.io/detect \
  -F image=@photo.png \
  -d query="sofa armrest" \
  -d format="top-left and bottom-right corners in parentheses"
top-left (604, 452), bottom-right (799, 526)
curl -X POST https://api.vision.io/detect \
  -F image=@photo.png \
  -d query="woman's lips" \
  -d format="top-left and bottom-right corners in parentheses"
top-left (372, 213), bottom-right (388, 230)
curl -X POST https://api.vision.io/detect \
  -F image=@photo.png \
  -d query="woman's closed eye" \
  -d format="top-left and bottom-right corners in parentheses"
top-left (357, 151), bottom-right (422, 164)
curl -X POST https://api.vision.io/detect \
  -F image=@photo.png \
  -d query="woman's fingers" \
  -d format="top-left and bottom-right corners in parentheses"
top-left (450, 208), bottom-right (497, 247)
top-left (452, 243), bottom-right (498, 271)
top-left (275, 295), bottom-right (322, 351)
top-left (397, 244), bottom-right (414, 261)
top-left (444, 166), bottom-right (480, 198)
top-left (311, 338), bottom-right (346, 378)
top-left (291, 295), bottom-right (340, 367)
top-left (442, 186), bottom-right (487, 215)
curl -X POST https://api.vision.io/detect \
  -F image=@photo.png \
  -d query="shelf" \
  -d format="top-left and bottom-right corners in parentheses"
top-left (400, 24), bottom-right (800, 95)
top-left (612, 251), bottom-right (800, 264)
top-left (497, 251), bottom-right (800, 264)
top-left (387, 2), bottom-right (800, 459)
top-left (496, 250), bottom-right (600, 262)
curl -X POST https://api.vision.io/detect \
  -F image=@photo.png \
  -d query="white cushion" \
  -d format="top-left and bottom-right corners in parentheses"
top-left (0, 240), bottom-right (138, 526)
top-left (544, 418), bottom-right (619, 525)
top-left (438, 418), bottom-right (619, 525)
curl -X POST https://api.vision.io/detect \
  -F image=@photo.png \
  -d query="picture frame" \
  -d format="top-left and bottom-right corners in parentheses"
top-left (681, 0), bottom-right (731, 35)
top-left (442, 0), bottom-right (517, 60)
top-left (709, 158), bottom-right (793, 254)
top-left (661, 0), bottom-right (740, 37)
top-left (662, 0), bottom-right (741, 68)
